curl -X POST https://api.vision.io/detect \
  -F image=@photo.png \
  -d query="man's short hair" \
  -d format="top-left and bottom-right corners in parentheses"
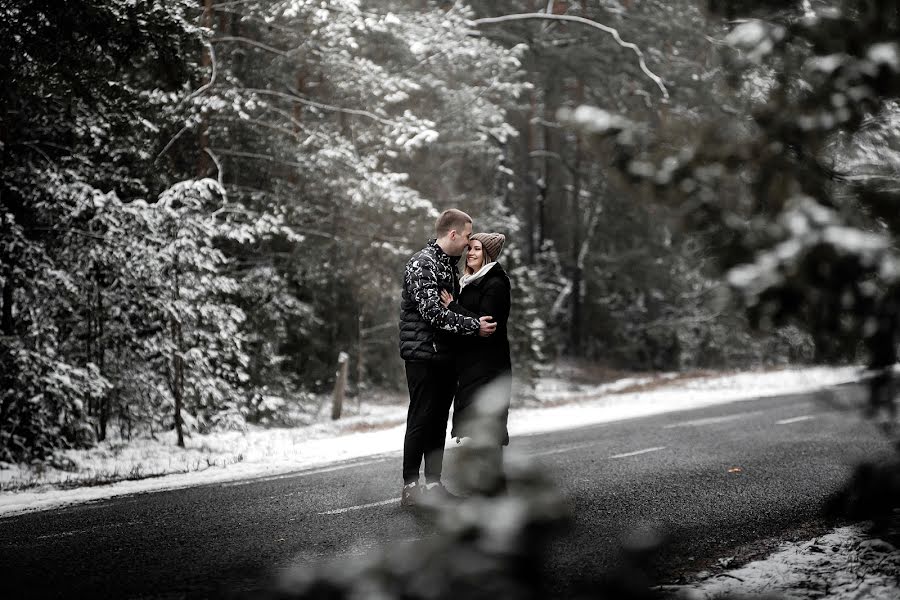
top-left (435, 209), bottom-right (472, 238)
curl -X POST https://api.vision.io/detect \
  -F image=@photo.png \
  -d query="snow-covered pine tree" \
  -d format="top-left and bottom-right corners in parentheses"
top-left (184, 0), bottom-right (528, 395)
top-left (0, 0), bottom-right (204, 459)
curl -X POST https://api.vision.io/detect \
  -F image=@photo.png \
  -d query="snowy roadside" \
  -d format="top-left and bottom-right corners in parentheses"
top-left (0, 365), bottom-right (863, 517)
top-left (664, 523), bottom-right (900, 600)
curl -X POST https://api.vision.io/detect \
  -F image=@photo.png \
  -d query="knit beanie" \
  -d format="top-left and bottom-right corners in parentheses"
top-left (470, 232), bottom-right (506, 263)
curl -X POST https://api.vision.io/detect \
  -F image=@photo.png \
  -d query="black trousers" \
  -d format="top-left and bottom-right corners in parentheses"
top-left (402, 360), bottom-right (457, 484)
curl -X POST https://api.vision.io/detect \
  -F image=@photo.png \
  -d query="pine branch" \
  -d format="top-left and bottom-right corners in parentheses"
top-left (212, 36), bottom-right (293, 58)
top-left (284, 86), bottom-right (401, 128)
top-left (209, 147), bottom-right (304, 169)
top-left (243, 88), bottom-right (400, 127)
top-left (27, 227), bottom-right (108, 241)
top-left (470, 12), bottom-right (669, 101)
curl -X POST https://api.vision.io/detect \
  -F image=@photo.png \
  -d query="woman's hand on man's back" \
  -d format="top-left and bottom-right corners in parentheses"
top-left (440, 289), bottom-right (453, 308)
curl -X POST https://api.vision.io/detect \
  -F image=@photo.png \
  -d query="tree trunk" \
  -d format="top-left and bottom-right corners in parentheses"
top-left (542, 72), bottom-right (564, 246)
top-left (329, 202), bottom-right (341, 352)
top-left (522, 89), bottom-right (537, 265)
top-left (332, 352), bottom-right (349, 420)
top-left (86, 286), bottom-right (95, 417)
top-left (0, 245), bottom-right (15, 433)
top-left (197, 0), bottom-right (215, 178)
top-left (356, 308), bottom-right (363, 395)
top-left (174, 319), bottom-right (185, 448)
top-left (288, 71), bottom-right (306, 184)
top-left (99, 393), bottom-right (109, 441)
top-left (568, 152), bottom-right (583, 356)
top-left (568, 76), bottom-right (585, 356)
top-left (96, 269), bottom-right (109, 441)
top-left (172, 257), bottom-right (185, 448)
top-left (1, 277), bottom-right (13, 336)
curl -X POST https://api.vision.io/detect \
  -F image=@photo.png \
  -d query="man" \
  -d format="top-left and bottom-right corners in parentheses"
top-left (398, 208), bottom-right (497, 506)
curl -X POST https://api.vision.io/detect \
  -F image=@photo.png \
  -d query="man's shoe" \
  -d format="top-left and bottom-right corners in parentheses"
top-left (400, 481), bottom-right (420, 507)
top-left (420, 481), bottom-right (458, 506)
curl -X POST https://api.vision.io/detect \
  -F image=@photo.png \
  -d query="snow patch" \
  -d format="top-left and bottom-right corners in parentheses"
top-left (669, 526), bottom-right (900, 600)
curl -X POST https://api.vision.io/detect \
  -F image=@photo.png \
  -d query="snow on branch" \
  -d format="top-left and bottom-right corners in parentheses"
top-left (284, 85), bottom-right (400, 127)
top-left (204, 148), bottom-right (225, 192)
top-left (248, 88), bottom-right (401, 128)
top-left (157, 41), bottom-right (220, 161)
top-left (187, 40), bottom-right (218, 104)
top-left (212, 36), bottom-right (293, 58)
top-left (470, 12), bottom-right (669, 101)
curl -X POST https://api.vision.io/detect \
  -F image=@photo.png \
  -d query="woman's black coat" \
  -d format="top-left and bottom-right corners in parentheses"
top-left (449, 262), bottom-right (512, 445)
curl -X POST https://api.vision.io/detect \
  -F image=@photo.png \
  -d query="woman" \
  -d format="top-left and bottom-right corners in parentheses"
top-left (440, 232), bottom-right (512, 457)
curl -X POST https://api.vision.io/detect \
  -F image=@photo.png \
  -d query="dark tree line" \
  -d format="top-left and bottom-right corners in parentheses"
top-left (1, 0), bottom-right (814, 463)
top-left (568, 0), bottom-right (900, 524)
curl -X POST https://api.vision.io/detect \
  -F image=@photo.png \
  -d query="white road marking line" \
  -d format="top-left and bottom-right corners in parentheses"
top-left (608, 446), bottom-right (666, 459)
top-left (531, 441), bottom-right (599, 457)
top-left (663, 411), bottom-right (762, 429)
top-left (776, 415), bottom-right (815, 425)
top-left (220, 457), bottom-right (393, 487)
top-left (36, 520), bottom-right (143, 540)
top-left (322, 444), bottom-right (669, 515)
top-left (319, 498), bottom-right (398, 515)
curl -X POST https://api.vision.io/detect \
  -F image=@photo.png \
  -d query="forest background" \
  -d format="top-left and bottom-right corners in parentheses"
top-left (5, 0), bottom-right (880, 464)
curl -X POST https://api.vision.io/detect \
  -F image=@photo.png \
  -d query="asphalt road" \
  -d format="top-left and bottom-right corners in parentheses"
top-left (0, 383), bottom-right (893, 598)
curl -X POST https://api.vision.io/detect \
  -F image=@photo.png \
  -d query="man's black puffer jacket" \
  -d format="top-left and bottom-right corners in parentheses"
top-left (399, 240), bottom-right (480, 361)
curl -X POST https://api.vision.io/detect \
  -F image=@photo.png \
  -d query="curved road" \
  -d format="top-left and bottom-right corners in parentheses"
top-left (0, 383), bottom-right (891, 598)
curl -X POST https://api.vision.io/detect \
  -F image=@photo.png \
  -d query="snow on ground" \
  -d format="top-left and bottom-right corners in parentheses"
top-left (666, 525), bottom-right (900, 600)
top-left (513, 366), bottom-right (863, 437)
top-left (0, 365), bottom-right (863, 517)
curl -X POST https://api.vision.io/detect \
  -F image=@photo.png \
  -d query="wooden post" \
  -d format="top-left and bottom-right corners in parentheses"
top-left (356, 312), bottom-right (363, 414)
top-left (332, 352), bottom-right (349, 420)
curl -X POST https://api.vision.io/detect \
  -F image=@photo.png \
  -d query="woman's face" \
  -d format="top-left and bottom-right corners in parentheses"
top-left (466, 240), bottom-right (485, 271)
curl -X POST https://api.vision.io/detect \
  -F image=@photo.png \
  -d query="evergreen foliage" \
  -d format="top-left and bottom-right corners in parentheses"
top-left (1, 0), bottom-right (818, 463)
top-left (564, 0), bottom-right (900, 520)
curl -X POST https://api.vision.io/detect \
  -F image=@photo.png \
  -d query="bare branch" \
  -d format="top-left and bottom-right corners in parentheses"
top-left (212, 36), bottom-right (292, 58)
top-left (208, 113), bottom-right (303, 140)
top-left (630, 312), bottom-right (723, 332)
top-left (155, 123), bottom-right (192, 162)
top-left (470, 12), bottom-right (669, 101)
top-left (542, 1), bottom-right (556, 33)
top-left (284, 85), bottom-right (400, 127)
top-left (433, 78), bottom-right (500, 126)
top-left (204, 148), bottom-right (225, 191)
top-left (187, 40), bottom-right (218, 104)
top-left (210, 147), bottom-right (305, 169)
top-left (28, 227), bottom-right (108, 241)
top-left (577, 204), bottom-right (602, 270)
top-left (530, 150), bottom-right (577, 175)
top-left (239, 87), bottom-right (399, 127)
top-left (158, 40), bottom-right (219, 163)
top-left (18, 142), bottom-right (55, 165)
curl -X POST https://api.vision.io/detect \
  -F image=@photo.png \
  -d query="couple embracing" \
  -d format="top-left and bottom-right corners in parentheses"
top-left (398, 208), bottom-right (512, 507)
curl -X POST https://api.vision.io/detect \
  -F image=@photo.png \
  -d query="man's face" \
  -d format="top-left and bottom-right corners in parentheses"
top-left (453, 222), bottom-right (473, 256)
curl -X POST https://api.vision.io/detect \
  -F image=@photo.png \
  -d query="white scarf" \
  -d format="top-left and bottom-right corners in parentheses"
top-left (460, 261), bottom-right (496, 290)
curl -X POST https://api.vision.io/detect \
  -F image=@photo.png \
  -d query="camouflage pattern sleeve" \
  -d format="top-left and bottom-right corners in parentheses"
top-left (405, 255), bottom-right (480, 335)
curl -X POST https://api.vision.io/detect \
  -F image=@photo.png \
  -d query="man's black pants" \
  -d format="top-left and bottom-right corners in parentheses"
top-left (403, 360), bottom-right (456, 485)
